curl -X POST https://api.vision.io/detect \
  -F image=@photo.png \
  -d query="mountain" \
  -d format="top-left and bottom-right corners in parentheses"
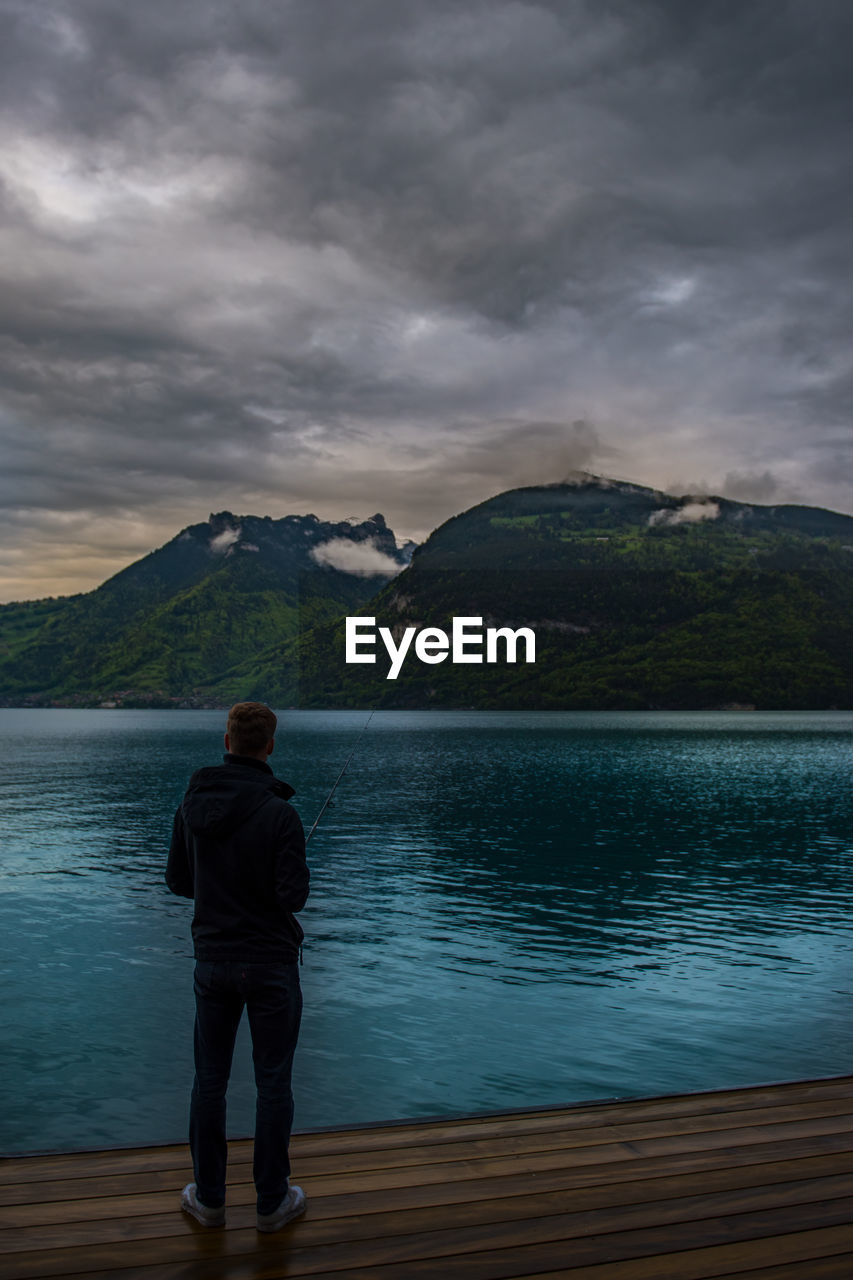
top-left (0, 511), bottom-right (412, 706)
top-left (274, 475), bottom-right (853, 710)
top-left (3, 476), bottom-right (852, 709)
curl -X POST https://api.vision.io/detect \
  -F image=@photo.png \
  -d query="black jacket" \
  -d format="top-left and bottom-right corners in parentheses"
top-left (166, 753), bottom-right (309, 962)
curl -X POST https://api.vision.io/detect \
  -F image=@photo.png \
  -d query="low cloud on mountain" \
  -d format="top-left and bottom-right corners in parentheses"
top-left (309, 537), bottom-right (403, 576)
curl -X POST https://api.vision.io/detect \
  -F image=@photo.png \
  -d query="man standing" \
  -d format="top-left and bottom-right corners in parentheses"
top-left (166, 701), bottom-right (309, 1233)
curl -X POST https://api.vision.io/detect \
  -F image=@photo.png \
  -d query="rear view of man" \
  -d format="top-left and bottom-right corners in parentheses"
top-left (166, 701), bottom-right (309, 1232)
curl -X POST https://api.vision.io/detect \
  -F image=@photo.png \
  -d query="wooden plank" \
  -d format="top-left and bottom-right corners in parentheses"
top-left (3, 1124), bottom-right (852, 1211)
top-left (5, 1076), bottom-right (853, 1183)
top-left (29, 1227), bottom-right (853, 1280)
top-left (3, 1165), bottom-right (853, 1259)
top-left (1, 1078), bottom-right (852, 1279)
top-left (492, 1231), bottom-right (853, 1280)
top-left (521, 1260), bottom-right (853, 1280)
top-left (284, 1119), bottom-right (853, 1198)
top-left (4, 1096), bottom-right (853, 1188)
top-left (3, 1148), bottom-right (852, 1232)
top-left (709, 1261), bottom-right (853, 1280)
top-left (276, 1077), bottom-right (853, 1154)
top-left (3, 1195), bottom-right (852, 1279)
top-left (468, 1228), bottom-right (853, 1280)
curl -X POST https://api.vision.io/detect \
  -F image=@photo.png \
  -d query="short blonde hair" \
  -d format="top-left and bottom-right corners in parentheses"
top-left (226, 702), bottom-right (277, 755)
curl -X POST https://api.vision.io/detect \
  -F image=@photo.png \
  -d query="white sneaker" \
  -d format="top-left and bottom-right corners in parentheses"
top-left (256, 1184), bottom-right (307, 1232)
top-left (181, 1182), bottom-right (226, 1227)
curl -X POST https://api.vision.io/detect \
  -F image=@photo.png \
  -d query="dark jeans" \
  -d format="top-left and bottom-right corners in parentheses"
top-left (189, 960), bottom-right (302, 1215)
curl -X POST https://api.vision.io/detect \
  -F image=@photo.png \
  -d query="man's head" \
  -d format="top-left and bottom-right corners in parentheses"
top-left (225, 701), bottom-right (277, 760)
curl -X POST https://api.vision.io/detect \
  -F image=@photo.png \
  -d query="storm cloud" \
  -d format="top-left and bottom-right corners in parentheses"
top-left (1, 0), bottom-right (851, 598)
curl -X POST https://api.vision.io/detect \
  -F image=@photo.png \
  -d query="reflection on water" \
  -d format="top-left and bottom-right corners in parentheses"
top-left (1, 708), bottom-right (852, 1153)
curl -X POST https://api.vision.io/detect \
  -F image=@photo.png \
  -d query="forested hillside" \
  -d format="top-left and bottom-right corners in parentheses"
top-left (267, 479), bottom-right (853, 709)
top-left (2, 478), bottom-right (851, 709)
top-left (0, 511), bottom-right (409, 706)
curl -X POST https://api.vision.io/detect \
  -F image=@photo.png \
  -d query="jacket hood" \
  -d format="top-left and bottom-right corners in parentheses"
top-left (181, 760), bottom-right (295, 839)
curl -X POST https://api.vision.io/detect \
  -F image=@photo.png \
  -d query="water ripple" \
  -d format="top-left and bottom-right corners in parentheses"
top-left (2, 708), bottom-right (853, 1152)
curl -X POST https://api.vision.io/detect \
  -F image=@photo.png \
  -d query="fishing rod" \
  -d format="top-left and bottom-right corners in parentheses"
top-left (306, 710), bottom-right (375, 843)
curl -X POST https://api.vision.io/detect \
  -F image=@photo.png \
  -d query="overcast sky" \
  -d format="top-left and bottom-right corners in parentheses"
top-left (1, 0), bottom-right (851, 600)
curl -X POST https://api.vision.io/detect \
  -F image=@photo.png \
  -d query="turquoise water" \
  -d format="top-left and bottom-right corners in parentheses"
top-left (1, 708), bottom-right (852, 1154)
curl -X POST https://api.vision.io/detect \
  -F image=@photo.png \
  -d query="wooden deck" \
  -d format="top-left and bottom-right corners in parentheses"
top-left (2, 1076), bottom-right (853, 1279)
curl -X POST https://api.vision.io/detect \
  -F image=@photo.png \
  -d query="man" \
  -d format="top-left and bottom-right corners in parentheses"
top-left (166, 701), bottom-right (309, 1233)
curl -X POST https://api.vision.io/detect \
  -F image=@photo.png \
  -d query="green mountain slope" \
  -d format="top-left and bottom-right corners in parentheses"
top-left (4, 478), bottom-right (851, 709)
top-left (267, 477), bottom-right (853, 710)
top-left (0, 511), bottom-right (410, 705)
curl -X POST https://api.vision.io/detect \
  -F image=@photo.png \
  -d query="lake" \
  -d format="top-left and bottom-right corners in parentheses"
top-left (1, 707), bottom-right (852, 1155)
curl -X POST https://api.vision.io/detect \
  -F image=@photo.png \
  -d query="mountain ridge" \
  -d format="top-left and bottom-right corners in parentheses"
top-left (281, 476), bottom-right (853, 710)
top-left (2, 475), bottom-right (851, 709)
top-left (0, 509), bottom-right (412, 706)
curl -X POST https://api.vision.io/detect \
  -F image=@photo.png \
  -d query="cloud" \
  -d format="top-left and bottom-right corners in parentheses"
top-left (209, 525), bottom-right (241, 554)
top-left (309, 536), bottom-right (403, 576)
top-left (649, 500), bottom-right (720, 527)
top-left (722, 469), bottom-right (780, 503)
top-left (1, 1), bottom-right (852, 598)
top-left (437, 418), bottom-right (614, 489)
